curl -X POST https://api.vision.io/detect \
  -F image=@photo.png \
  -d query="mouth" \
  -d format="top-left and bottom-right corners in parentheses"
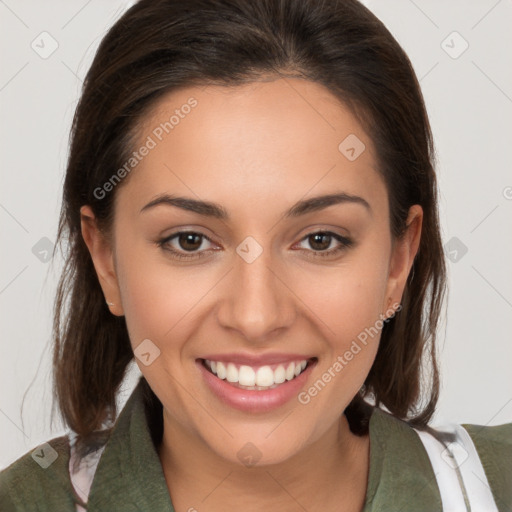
top-left (197, 355), bottom-right (318, 412)
top-left (201, 358), bottom-right (315, 390)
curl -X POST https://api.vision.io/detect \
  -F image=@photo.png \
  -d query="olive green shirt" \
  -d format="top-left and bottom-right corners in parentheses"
top-left (1, 380), bottom-right (511, 511)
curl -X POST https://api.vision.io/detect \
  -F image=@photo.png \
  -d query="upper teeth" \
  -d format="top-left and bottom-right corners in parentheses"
top-left (205, 359), bottom-right (308, 387)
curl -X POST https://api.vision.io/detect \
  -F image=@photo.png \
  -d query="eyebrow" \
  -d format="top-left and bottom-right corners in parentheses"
top-left (140, 192), bottom-right (371, 219)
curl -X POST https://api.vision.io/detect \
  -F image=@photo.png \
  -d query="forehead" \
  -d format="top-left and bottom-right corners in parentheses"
top-left (117, 77), bottom-right (387, 221)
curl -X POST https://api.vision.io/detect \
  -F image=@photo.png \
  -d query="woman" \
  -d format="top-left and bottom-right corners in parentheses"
top-left (1, 0), bottom-right (510, 510)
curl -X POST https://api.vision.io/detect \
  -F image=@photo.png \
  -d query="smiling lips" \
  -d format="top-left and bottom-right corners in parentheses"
top-left (198, 354), bottom-right (317, 412)
top-left (203, 358), bottom-right (311, 390)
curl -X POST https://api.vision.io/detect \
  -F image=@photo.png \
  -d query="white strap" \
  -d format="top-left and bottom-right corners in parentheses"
top-left (414, 424), bottom-right (499, 512)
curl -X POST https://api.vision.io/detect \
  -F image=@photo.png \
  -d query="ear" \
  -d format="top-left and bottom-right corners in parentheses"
top-left (383, 205), bottom-right (423, 317)
top-left (80, 205), bottom-right (124, 316)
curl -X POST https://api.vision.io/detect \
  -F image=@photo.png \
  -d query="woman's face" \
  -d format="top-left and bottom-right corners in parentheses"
top-left (82, 77), bottom-right (421, 466)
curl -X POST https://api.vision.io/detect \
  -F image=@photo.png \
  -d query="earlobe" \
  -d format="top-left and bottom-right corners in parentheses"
top-left (384, 205), bottom-right (423, 312)
top-left (80, 205), bottom-right (124, 316)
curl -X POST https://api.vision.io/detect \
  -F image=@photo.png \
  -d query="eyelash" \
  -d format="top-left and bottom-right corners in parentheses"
top-left (157, 230), bottom-right (353, 261)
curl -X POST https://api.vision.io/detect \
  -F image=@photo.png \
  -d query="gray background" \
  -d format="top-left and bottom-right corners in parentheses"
top-left (1, 0), bottom-right (511, 468)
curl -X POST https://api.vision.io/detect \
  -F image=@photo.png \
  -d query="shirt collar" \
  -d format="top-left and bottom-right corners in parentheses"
top-left (86, 379), bottom-right (174, 511)
top-left (364, 407), bottom-right (442, 511)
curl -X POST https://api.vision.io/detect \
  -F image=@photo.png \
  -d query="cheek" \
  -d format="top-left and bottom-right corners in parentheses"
top-left (114, 242), bottom-right (215, 415)
top-left (296, 245), bottom-right (390, 340)
top-left (291, 237), bottom-right (390, 406)
top-left (115, 235), bottom-right (228, 370)
top-left (118, 256), bottom-right (214, 344)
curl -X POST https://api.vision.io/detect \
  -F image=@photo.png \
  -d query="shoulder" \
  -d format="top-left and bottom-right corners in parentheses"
top-left (365, 408), bottom-right (512, 511)
top-left (463, 420), bottom-right (512, 452)
top-left (462, 421), bottom-right (512, 507)
top-left (0, 435), bottom-right (78, 512)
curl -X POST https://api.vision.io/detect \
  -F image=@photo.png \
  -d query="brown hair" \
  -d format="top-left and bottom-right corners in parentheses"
top-left (53, 0), bottom-right (446, 454)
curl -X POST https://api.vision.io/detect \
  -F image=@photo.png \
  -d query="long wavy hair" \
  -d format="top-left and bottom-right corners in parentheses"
top-left (52, 0), bottom-right (446, 456)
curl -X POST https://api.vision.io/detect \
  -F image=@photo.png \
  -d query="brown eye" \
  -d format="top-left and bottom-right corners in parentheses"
top-left (308, 233), bottom-right (332, 251)
top-left (177, 232), bottom-right (203, 251)
top-left (157, 231), bottom-right (217, 261)
top-left (295, 230), bottom-right (354, 259)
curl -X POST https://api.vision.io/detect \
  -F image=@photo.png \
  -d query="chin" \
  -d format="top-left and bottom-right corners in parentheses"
top-left (202, 426), bottom-right (314, 469)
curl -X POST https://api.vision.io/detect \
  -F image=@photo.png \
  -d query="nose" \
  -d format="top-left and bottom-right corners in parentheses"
top-left (216, 247), bottom-right (296, 342)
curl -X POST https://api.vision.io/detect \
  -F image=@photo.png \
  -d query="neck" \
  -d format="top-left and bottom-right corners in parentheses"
top-left (158, 413), bottom-right (370, 512)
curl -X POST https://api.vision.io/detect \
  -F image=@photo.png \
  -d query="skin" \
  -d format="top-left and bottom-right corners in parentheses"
top-left (81, 77), bottom-right (422, 512)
